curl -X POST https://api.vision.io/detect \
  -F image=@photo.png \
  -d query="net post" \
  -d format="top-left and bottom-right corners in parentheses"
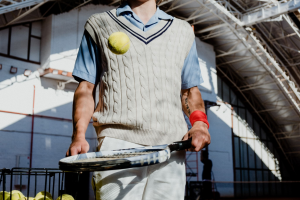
top-left (20, 171), bottom-right (22, 193)
top-left (35, 172), bottom-right (37, 196)
top-left (74, 172), bottom-right (81, 200)
top-left (44, 169), bottom-right (48, 200)
top-left (58, 173), bottom-right (61, 197)
top-left (52, 173), bottom-right (55, 199)
top-left (27, 169), bottom-right (31, 199)
top-left (3, 170), bottom-right (6, 199)
top-left (62, 172), bottom-right (65, 191)
top-left (48, 173), bottom-right (51, 193)
top-left (10, 169), bottom-right (13, 200)
top-left (59, 172), bottom-right (65, 200)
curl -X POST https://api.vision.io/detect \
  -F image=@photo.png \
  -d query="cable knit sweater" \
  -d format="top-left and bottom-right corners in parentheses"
top-left (85, 9), bottom-right (195, 145)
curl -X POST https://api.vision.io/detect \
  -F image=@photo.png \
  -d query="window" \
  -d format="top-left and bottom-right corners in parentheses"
top-left (217, 76), bottom-right (286, 197)
top-left (0, 22), bottom-right (41, 63)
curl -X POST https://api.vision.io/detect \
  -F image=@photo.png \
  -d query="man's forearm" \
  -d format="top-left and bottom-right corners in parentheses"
top-left (181, 86), bottom-right (205, 118)
top-left (72, 81), bottom-right (95, 140)
top-left (181, 86), bottom-right (210, 151)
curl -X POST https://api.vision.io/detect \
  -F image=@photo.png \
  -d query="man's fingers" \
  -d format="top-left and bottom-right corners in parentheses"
top-left (182, 132), bottom-right (189, 141)
top-left (70, 146), bottom-right (80, 156)
top-left (81, 146), bottom-right (89, 154)
top-left (189, 136), bottom-right (210, 152)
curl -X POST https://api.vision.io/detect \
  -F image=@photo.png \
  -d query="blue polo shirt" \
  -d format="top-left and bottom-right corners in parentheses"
top-left (73, 3), bottom-right (203, 89)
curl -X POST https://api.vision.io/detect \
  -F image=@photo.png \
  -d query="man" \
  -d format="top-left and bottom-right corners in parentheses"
top-left (66, 0), bottom-right (211, 199)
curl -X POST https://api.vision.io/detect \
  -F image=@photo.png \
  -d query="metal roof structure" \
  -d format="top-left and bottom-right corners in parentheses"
top-left (1, 0), bottom-right (300, 168)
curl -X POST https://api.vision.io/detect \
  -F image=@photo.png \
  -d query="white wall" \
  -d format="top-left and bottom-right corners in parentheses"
top-left (196, 37), bottom-right (218, 103)
top-left (0, 58), bottom-right (96, 170)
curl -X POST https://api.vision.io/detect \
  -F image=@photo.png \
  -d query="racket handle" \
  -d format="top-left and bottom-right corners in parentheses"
top-left (169, 138), bottom-right (192, 152)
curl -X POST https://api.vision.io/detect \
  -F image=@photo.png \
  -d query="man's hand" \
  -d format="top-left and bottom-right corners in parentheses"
top-left (66, 137), bottom-right (90, 156)
top-left (181, 86), bottom-right (211, 152)
top-left (183, 121), bottom-right (210, 152)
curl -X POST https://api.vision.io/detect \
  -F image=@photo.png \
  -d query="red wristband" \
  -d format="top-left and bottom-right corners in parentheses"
top-left (189, 110), bottom-right (209, 129)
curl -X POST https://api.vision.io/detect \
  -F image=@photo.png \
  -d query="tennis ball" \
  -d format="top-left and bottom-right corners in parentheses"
top-left (10, 193), bottom-right (19, 200)
top-left (35, 192), bottom-right (52, 200)
top-left (36, 197), bottom-right (51, 200)
top-left (56, 194), bottom-right (74, 200)
top-left (0, 191), bottom-right (10, 200)
top-left (108, 32), bottom-right (130, 55)
top-left (11, 190), bottom-right (25, 198)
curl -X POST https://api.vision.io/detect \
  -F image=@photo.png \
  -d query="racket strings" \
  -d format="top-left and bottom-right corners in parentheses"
top-left (72, 151), bottom-right (156, 163)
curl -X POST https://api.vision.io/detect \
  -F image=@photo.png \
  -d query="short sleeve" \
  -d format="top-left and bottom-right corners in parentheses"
top-left (181, 40), bottom-right (203, 89)
top-left (72, 30), bottom-right (101, 85)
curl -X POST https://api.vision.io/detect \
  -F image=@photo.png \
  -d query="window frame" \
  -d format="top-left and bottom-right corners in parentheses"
top-left (0, 22), bottom-right (41, 64)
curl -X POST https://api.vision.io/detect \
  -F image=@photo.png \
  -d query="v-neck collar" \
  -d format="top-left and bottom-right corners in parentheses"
top-left (107, 9), bottom-right (173, 45)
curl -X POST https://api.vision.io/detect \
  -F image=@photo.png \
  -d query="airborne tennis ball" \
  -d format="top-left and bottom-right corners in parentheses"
top-left (56, 194), bottom-right (74, 200)
top-left (35, 192), bottom-right (52, 200)
top-left (0, 191), bottom-right (10, 200)
top-left (108, 32), bottom-right (130, 55)
top-left (11, 190), bottom-right (25, 198)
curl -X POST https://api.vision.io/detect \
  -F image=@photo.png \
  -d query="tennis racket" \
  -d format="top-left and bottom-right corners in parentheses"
top-left (59, 139), bottom-right (192, 172)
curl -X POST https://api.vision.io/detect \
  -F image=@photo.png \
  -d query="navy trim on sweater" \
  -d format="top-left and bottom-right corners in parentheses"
top-left (107, 11), bottom-right (173, 45)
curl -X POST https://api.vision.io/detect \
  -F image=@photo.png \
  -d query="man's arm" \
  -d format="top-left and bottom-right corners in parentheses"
top-left (66, 81), bottom-right (96, 156)
top-left (181, 86), bottom-right (211, 152)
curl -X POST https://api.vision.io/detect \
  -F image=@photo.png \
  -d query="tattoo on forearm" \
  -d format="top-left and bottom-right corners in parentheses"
top-left (185, 98), bottom-right (191, 115)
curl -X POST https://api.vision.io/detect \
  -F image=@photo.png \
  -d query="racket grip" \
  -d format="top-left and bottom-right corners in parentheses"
top-left (170, 138), bottom-right (192, 152)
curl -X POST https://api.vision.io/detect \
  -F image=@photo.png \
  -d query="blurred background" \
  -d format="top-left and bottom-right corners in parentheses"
top-left (1, 0), bottom-right (300, 199)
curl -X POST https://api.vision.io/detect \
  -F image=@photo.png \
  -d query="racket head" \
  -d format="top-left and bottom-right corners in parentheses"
top-left (59, 145), bottom-right (170, 172)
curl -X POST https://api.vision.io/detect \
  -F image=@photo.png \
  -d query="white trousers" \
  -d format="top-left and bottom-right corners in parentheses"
top-left (92, 137), bottom-right (186, 200)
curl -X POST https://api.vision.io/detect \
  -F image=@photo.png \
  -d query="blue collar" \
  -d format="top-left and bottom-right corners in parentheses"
top-left (116, 3), bottom-right (173, 25)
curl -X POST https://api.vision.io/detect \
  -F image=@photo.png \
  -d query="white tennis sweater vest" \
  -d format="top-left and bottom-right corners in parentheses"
top-left (85, 9), bottom-right (195, 145)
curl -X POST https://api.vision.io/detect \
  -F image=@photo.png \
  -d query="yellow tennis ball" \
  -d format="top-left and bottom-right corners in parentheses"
top-left (36, 197), bottom-right (51, 200)
top-left (11, 190), bottom-right (25, 198)
top-left (10, 193), bottom-right (19, 200)
top-left (108, 32), bottom-right (130, 55)
top-left (56, 194), bottom-right (74, 200)
top-left (0, 191), bottom-right (10, 200)
top-left (35, 192), bottom-right (52, 200)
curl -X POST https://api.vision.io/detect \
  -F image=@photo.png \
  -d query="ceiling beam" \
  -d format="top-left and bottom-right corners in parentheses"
top-left (286, 151), bottom-right (300, 154)
top-left (72, 0), bottom-right (93, 11)
top-left (278, 135), bottom-right (300, 140)
top-left (159, 0), bottom-right (174, 6)
top-left (0, 0), bottom-right (52, 15)
top-left (196, 23), bottom-right (227, 33)
top-left (165, 0), bottom-right (195, 13)
top-left (6, 0), bottom-right (48, 26)
top-left (241, 0), bottom-right (300, 26)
